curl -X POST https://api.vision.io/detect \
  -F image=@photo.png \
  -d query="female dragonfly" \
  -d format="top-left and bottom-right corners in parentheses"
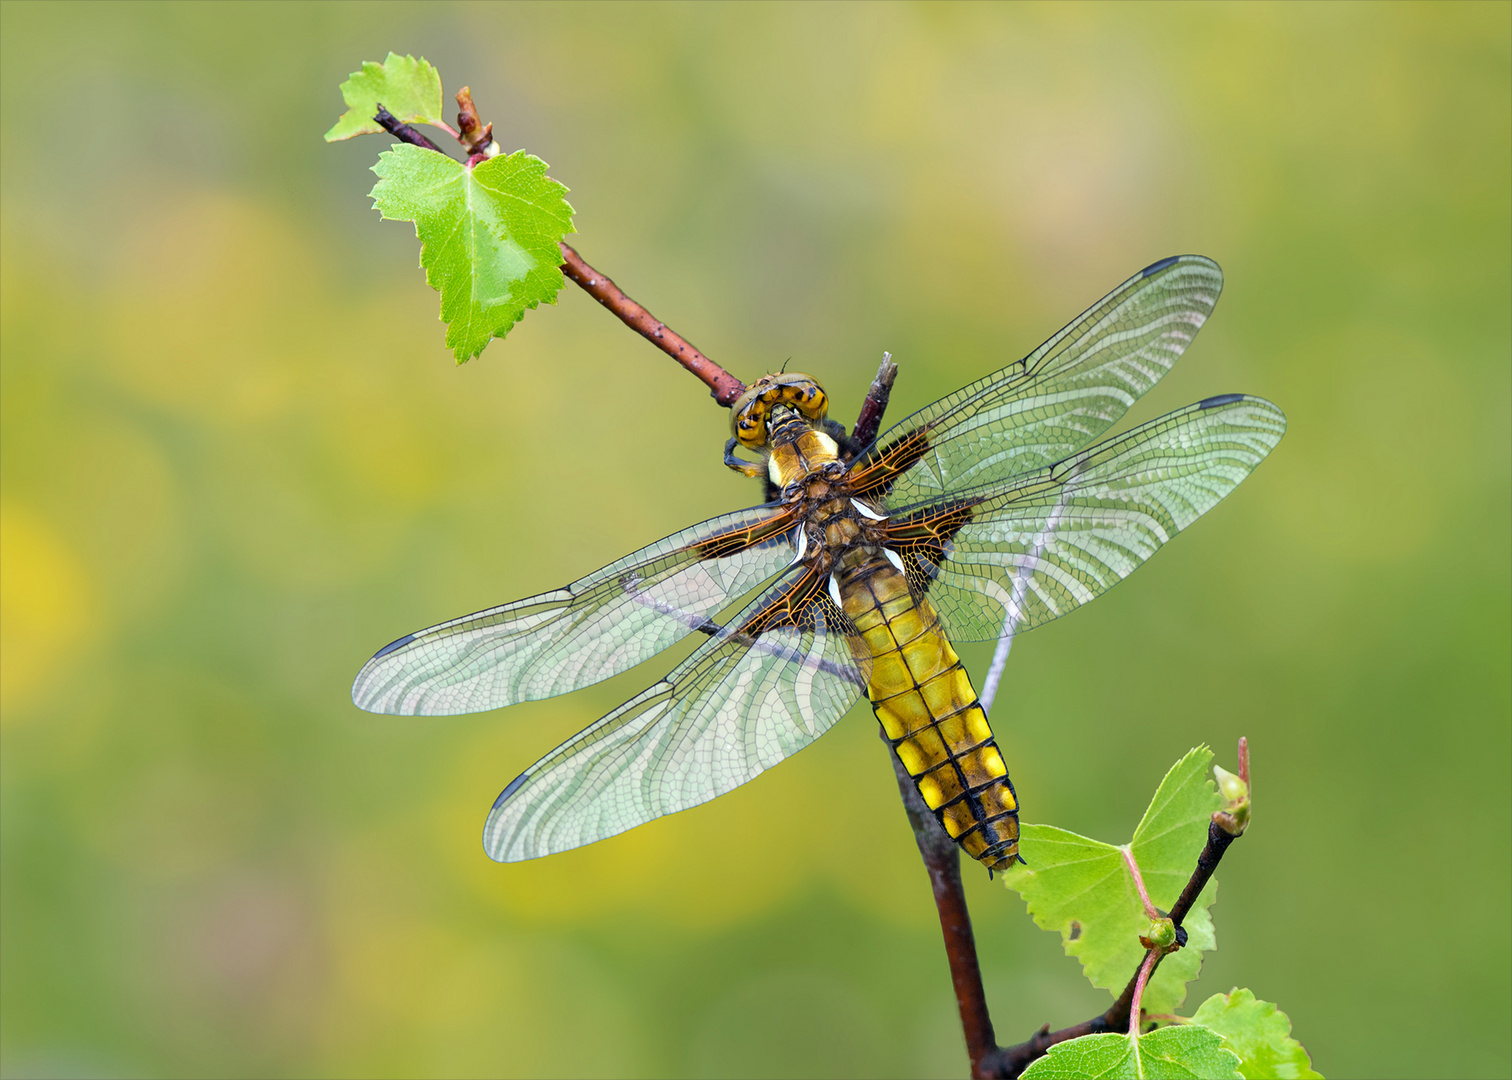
top-left (352, 255), bottom-right (1285, 874)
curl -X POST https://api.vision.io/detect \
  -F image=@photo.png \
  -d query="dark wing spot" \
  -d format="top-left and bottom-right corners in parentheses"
top-left (850, 425), bottom-right (934, 498)
top-left (1141, 255), bottom-right (1180, 277)
top-left (689, 509), bottom-right (796, 559)
top-left (1197, 393), bottom-right (1246, 409)
top-left (884, 498), bottom-right (987, 595)
top-left (491, 771), bottom-right (531, 810)
top-left (738, 568), bottom-right (826, 635)
top-left (372, 633), bottom-right (416, 660)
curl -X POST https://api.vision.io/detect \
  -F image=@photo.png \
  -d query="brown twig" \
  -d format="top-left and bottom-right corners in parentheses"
top-left (558, 243), bottom-right (747, 406)
top-left (884, 736), bottom-right (999, 1079)
top-left (373, 104), bottom-right (447, 155)
top-left (373, 94), bottom-right (746, 408)
top-left (849, 352), bottom-right (899, 452)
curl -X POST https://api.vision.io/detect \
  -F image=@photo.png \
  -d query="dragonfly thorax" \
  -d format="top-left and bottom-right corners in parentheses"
top-left (765, 407), bottom-right (842, 489)
top-left (776, 450), bottom-right (891, 584)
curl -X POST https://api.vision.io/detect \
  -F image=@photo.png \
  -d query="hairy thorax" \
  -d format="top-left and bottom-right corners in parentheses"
top-left (766, 420), bottom-right (890, 581)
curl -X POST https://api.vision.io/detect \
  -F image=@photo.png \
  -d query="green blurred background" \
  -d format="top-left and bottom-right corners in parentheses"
top-left (2, 2), bottom-right (1507, 1077)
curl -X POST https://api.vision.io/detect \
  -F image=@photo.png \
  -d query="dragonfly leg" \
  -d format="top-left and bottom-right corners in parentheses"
top-left (723, 436), bottom-right (764, 479)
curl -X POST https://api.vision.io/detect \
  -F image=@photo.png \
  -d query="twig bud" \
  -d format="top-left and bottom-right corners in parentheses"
top-left (455, 87), bottom-right (498, 157)
top-left (1213, 764), bottom-right (1247, 803)
top-left (1212, 761), bottom-right (1251, 836)
top-left (1140, 916), bottom-right (1178, 951)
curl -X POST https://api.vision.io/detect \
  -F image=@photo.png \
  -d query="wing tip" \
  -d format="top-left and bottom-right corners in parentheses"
top-left (490, 771), bottom-right (532, 811)
top-left (1194, 393), bottom-right (1288, 434)
top-left (371, 632), bottom-right (417, 660)
top-left (1139, 253), bottom-right (1221, 280)
top-left (483, 771), bottom-right (533, 863)
top-left (1141, 255), bottom-right (1181, 278)
top-left (350, 633), bottom-right (420, 713)
top-left (1196, 392), bottom-right (1247, 410)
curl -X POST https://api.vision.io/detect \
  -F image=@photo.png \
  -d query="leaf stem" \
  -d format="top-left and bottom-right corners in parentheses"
top-left (557, 243), bottom-right (748, 407)
top-left (1127, 948), bottom-right (1160, 1038)
top-left (1121, 846), bottom-right (1159, 922)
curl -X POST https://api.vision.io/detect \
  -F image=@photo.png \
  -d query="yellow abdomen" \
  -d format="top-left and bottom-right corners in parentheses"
top-left (840, 560), bottom-right (1021, 871)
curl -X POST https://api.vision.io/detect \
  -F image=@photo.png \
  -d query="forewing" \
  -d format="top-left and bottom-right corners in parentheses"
top-left (857, 256), bottom-right (1224, 502)
top-left (482, 570), bottom-right (869, 861)
top-left (886, 395), bottom-right (1286, 643)
top-left (352, 504), bottom-right (797, 715)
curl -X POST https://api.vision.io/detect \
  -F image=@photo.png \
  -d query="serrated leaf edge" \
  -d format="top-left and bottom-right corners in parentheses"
top-left (325, 51), bottom-right (445, 142)
top-left (367, 144), bottom-right (576, 361)
top-left (1131, 745), bottom-right (1216, 849)
top-left (1189, 989), bottom-right (1324, 1079)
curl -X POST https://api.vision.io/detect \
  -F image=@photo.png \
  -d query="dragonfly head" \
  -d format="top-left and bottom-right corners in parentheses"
top-left (730, 372), bottom-right (829, 451)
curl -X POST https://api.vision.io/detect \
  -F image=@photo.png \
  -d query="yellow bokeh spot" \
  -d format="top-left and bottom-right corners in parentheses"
top-left (0, 503), bottom-right (98, 717)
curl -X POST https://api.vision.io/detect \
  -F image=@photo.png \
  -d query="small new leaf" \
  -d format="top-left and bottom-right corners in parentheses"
top-left (1021, 1026), bottom-right (1240, 1080)
top-left (1003, 747), bottom-right (1221, 1013)
top-left (1190, 989), bottom-right (1323, 1079)
top-left (326, 53), bottom-right (445, 141)
top-left (370, 144), bottom-right (575, 361)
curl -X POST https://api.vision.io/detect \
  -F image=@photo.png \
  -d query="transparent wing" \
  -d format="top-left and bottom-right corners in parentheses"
top-left (888, 395), bottom-right (1286, 643)
top-left (351, 503), bottom-right (798, 715)
top-left (482, 571), bottom-right (868, 861)
top-left (864, 255), bottom-right (1225, 504)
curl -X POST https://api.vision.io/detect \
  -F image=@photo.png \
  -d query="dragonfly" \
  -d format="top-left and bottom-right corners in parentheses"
top-left (352, 255), bottom-right (1285, 873)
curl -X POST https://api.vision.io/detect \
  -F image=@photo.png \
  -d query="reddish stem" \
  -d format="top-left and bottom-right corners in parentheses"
top-left (1121, 846), bottom-right (1159, 921)
top-left (373, 92), bottom-right (746, 408)
top-left (558, 243), bottom-right (747, 406)
top-left (1127, 949), bottom-right (1160, 1038)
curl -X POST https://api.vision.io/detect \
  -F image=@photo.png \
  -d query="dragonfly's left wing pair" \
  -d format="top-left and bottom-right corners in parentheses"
top-left (482, 568), bottom-right (869, 861)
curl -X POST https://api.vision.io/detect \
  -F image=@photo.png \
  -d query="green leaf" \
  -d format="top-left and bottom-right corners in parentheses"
top-left (1021, 1026), bottom-right (1241, 1079)
top-left (369, 144), bottom-right (575, 361)
top-left (1190, 989), bottom-right (1323, 1079)
top-left (326, 52), bottom-right (445, 141)
top-left (1002, 747), bottom-right (1221, 1013)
